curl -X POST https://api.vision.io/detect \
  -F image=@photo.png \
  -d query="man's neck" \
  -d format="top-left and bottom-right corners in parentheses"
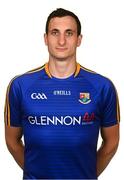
top-left (48, 58), bottom-right (77, 79)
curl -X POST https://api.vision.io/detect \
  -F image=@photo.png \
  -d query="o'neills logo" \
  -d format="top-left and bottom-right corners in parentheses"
top-left (28, 113), bottom-right (95, 126)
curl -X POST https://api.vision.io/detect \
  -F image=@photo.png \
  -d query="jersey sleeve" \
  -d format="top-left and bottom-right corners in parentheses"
top-left (4, 77), bottom-right (22, 127)
top-left (101, 79), bottom-right (120, 127)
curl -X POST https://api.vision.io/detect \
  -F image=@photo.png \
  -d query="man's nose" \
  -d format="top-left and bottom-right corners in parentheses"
top-left (58, 34), bottom-right (66, 46)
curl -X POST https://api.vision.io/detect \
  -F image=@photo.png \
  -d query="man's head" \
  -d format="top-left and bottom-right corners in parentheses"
top-left (44, 8), bottom-right (82, 61)
top-left (45, 8), bottom-right (81, 36)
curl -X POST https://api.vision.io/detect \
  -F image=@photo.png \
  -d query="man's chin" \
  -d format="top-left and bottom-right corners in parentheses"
top-left (56, 58), bottom-right (67, 61)
top-left (50, 52), bottom-right (74, 61)
top-left (52, 55), bottom-right (69, 61)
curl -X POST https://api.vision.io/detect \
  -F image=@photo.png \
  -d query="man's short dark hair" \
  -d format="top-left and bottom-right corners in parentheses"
top-left (45, 8), bottom-right (81, 36)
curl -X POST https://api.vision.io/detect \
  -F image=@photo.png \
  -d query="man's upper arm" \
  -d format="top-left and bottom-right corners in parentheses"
top-left (5, 126), bottom-right (23, 146)
top-left (4, 77), bottom-right (23, 146)
top-left (101, 124), bottom-right (120, 149)
top-left (101, 79), bottom-right (120, 127)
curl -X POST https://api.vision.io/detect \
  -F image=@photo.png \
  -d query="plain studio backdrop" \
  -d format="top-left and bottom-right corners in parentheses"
top-left (0, 0), bottom-right (123, 179)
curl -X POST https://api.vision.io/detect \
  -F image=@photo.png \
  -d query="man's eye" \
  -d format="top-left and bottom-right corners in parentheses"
top-left (66, 31), bottom-right (73, 36)
top-left (51, 31), bottom-right (59, 36)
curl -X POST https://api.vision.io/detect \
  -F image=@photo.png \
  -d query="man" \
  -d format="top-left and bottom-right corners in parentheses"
top-left (5, 8), bottom-right (120, 179)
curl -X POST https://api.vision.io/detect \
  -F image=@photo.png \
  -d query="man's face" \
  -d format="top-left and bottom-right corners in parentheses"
top-left (44, 16), bottom-right (82, 60)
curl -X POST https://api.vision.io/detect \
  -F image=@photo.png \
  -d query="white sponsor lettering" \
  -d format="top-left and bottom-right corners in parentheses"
top-left (28, 116), bottom-right (82, 125)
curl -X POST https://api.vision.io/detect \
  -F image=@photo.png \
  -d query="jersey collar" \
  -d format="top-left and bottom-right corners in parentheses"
top-left (45, 62), bottom-right (80, 78)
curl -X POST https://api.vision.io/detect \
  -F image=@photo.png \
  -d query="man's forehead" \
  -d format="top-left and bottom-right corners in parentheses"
top-left (48, 16), bottom-right (77, 30)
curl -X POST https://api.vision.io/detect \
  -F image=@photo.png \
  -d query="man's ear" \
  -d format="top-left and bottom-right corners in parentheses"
top-left (77, 34), bottom-right (83, 47)
top-left (44, 33), bottom-right (48, 46)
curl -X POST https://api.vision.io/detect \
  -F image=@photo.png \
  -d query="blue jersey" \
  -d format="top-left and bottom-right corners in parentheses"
top-left (5, 63), bottom-right (120, 179)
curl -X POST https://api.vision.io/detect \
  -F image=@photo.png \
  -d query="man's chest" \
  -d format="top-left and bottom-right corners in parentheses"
top-left (21, 80), bottom-right (101, 148)
top-left (20, 80), bottom-right (103, 128)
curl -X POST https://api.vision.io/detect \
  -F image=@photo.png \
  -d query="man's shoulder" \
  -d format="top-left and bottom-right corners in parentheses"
top-left (8, 64), bottom-right (46, 88)
top-left (11, 64), bottom-right (45, 81)
top-left (79, 64), bottom-right (113, 88)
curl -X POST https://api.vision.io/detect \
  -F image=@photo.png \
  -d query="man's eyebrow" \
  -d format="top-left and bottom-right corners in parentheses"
top-left (49, 28), bottom-right (76, 33)
top-left (48, 28), bottom-right (77, 35)
top-left (49, 28), bottom-right (59, 32)
top-left (66, 29), bottom-right (75, 32)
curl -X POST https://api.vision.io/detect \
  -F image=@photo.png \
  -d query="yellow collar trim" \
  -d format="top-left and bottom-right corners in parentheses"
top-left (45, 62), bottom-right (80, 78)
top-left (74, 63), bottom-right (80, 77)
top-left (45, 63), bottom-right (52, 78)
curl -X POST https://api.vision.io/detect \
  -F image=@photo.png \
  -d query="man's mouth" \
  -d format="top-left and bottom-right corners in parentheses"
top-left (56, 47), bottom-right (68, 51)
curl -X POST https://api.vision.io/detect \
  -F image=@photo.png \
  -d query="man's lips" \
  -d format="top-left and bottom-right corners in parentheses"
top-left (56, 47), bottom-right (68, 51)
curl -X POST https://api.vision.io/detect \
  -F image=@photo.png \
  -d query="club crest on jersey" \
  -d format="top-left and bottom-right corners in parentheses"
top-left (79, 92), bottom-right (91, 104)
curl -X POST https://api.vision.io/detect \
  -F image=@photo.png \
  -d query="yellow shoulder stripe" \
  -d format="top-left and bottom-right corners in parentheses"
top-left (4, 76), bottom-right (18, 126)
top-left (115, 89), bottom-right (120, 122)
top-left (27, 64), bottom-right (45, 74)
top-left (80, 65), bottom-right (96, 74)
